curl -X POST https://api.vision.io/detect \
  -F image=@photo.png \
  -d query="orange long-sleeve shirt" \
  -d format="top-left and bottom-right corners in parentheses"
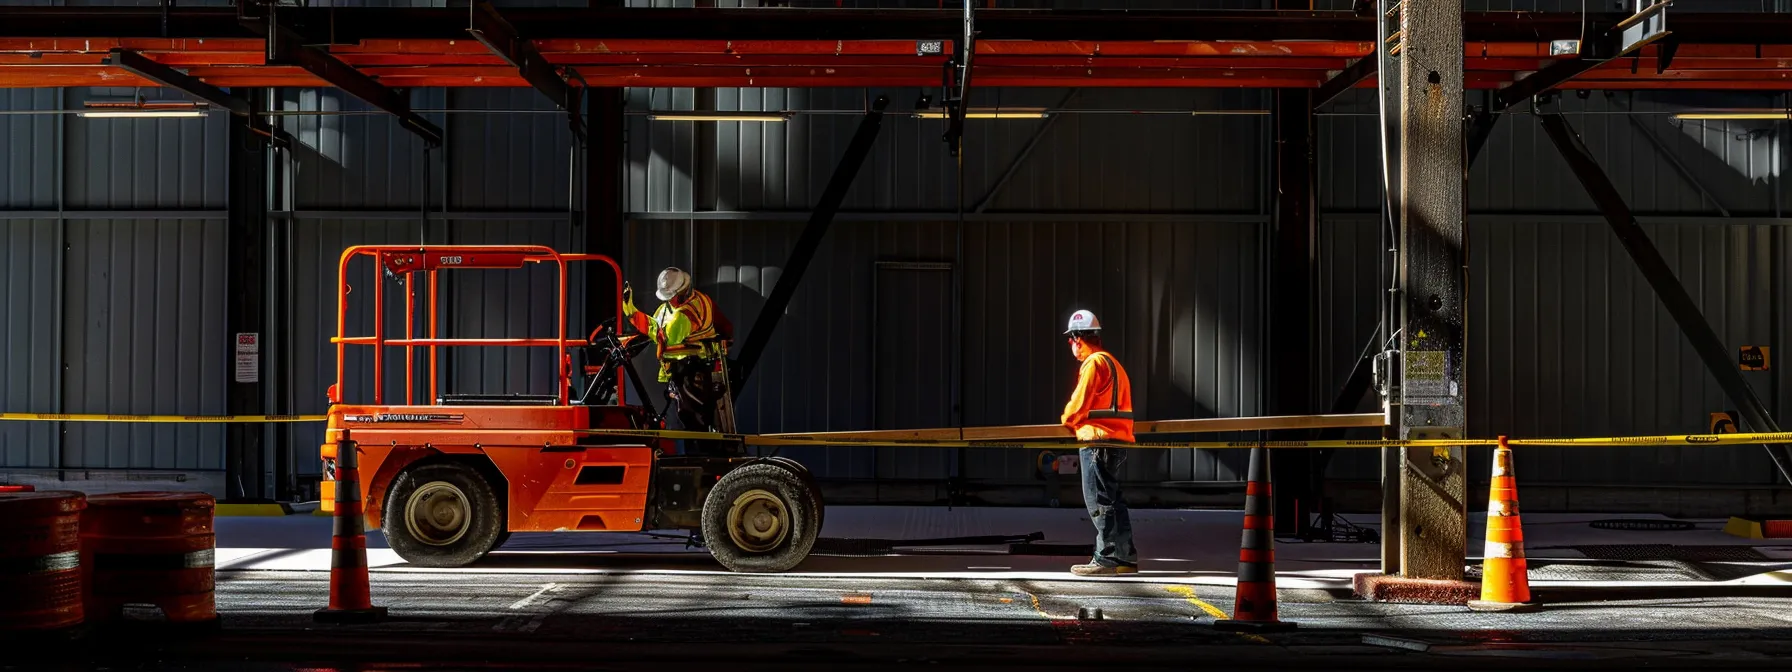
top-left (1061, 348), bottom-right (1136, 443)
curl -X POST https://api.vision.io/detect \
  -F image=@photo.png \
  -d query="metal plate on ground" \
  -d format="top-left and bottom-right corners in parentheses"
top-left (1573, 545), bottom-right (1767, 562)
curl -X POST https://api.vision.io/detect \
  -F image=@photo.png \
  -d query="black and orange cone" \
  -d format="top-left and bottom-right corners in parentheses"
top-left (1467, 436), bottom-right (1537, 612)
top-left (1214, 444), bottom-right (1296, 632)
top-left (315, 432), bottom-right (387, 624)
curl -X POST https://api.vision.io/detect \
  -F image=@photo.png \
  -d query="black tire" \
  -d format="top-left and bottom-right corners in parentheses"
top-left (763, 457), bottom-right (825, 533)
top-left (700, 463), bottom-right (820, 573)
top-left (382, 461), bottom-right (504, 568)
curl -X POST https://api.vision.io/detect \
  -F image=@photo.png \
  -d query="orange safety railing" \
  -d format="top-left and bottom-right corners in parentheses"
top-left (330, 245), bottom-right (624, 406)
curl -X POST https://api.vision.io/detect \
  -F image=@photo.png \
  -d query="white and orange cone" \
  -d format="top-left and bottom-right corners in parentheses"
top-left (1467, 436), bottom-right (1538, 612)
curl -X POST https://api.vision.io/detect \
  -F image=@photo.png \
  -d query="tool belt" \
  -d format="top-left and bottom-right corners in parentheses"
top-left (657, 340), bottom-right (727, 383)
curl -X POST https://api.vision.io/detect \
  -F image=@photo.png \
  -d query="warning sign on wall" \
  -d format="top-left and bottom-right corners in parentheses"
top-left (1710, 411), bottom-right (1739, 434)
top-left (235, 332), bottom-right (259, 384)
top-left (1740, 346), bottom-right (1771, 371)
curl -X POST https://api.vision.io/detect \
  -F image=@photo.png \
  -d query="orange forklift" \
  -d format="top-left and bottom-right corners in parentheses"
top-left (320, 97), bottom-right (889, 572)
top-left (317, 245), bottom-right (822, 572)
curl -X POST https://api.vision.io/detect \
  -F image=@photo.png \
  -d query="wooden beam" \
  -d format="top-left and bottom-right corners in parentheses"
top-left (760, 413), bottom-right (1387, 443)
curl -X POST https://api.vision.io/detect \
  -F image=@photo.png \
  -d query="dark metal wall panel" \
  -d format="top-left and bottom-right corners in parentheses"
top-left (0, 90), bottom-right (57, 209)
top-left (1321, 216), bottom-right (1787, 485)
top-left (64, 88), bottom-right (228, 210)
top-left (0, 220), bottom-right (61, 468)
top-left (627, 87), bottom-right (1268, 215)
top-left (59, 219), bottom-right (226, 470)
top-left (447, 89), bottom-right (576, 211)
top-left (1473, 218), bottom-right (1781, 486)
top-left (1322, 91), bottom-right (1787, 216)
top-left (280, 88), bottom-right (448, 210)
top-left (624, 218), bottom-right (1262, 484)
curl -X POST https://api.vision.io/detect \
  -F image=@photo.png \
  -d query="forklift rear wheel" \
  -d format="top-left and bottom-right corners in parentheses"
top-left (383, 461), bottom-right (504, 568)
top-left (762, 457), bottom-right (825, 532)
top-left (700, 464), bottom-right (820, 573)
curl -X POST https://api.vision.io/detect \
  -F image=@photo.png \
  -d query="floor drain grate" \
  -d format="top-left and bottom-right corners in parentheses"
top-left (1572, 544), bottom-right (1767, 562)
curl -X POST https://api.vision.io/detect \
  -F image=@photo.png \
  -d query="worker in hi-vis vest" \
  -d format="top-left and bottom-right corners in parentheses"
top-left (624, 267), bottom-right (736, 442)
top-left (1060, 309), bottom-right (1139, 576)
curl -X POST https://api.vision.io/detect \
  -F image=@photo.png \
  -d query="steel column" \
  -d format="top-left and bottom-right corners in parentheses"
top-left (1396, 0), bottom-right (1469, 582)
top-left (225, 87), bottom-right (271, 502)
top-left (731, 96), bottom-right (889, 391)
top-left (1268, 85), bottom-right (1319, 537)
top-left (585, 84), bottom-right (624, 360)
top-left (1537, 110), bottom-right (1792, 485)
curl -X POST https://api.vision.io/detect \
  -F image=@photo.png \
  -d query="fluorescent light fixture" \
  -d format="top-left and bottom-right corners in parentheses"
top-left (76, 110), bottom-right (208, 118)
top-left (1191, 110), bottom-right (1271, 116)
top-left (78, 99), bottom-right (209, 119)
top-left (648, 111), bottom-right (791, 122)
top-left (1671, 110), bottom-right (1791, 121)
top-left (913, 108), bottom-right (1048, 120)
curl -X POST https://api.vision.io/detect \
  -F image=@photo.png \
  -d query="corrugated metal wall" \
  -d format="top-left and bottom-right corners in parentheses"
top-left (1323, 90), bottom-right (1788, 216)
top-left (1322, 216), bottom-right (1791, 486)
top-left (628, 88), bottom-right (1268, 214)
top-left (1, 87), bottom-right (229, 473)
top-left (623, 218), bottom-right (1265, 483)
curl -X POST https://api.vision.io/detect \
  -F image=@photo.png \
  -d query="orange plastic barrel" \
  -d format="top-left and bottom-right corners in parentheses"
top-left (0, 491), bottom-right (87, 632)
top-left (81, 492), bottom-right (217, 625)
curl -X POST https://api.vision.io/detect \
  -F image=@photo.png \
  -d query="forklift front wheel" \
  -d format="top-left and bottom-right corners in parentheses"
top-left (700, 464), bottom-right (820, 573)
top-left (383, 461), bottom-right (504, 568)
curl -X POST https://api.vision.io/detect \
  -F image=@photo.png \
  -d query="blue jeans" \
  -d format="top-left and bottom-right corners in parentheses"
top-left (1079, 446), bottom-right (1137, 567)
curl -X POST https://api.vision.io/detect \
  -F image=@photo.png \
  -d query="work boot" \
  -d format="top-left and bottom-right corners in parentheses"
top-left (1070, 562), bottom-right (1137, 577)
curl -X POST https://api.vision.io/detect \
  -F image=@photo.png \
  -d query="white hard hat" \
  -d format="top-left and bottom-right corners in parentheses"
top-left (655, 267), bottom-right (692, 301)
top-left (1064, 309), bottom-right (1102, 334)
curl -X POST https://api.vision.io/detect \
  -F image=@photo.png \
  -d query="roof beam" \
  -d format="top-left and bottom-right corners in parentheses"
top-left (466, 1), bottom-right (583, 143)
top-left (102, 47), bottom-right (296, 149)
top-left (1313, 55), bottom-right (1375, 108)
top-left (246, 17), bottom-right (443, 147)
top-left (103, 47), bottom-right (249, 116)
top-left (4, 8), bottom-right (1790, 44)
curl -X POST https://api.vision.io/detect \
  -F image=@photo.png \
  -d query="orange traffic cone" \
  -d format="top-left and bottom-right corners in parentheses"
top-left (1214, 444), bottom-right (1296, 632)
top-left (315, 432), bottom-right (388, 624)
top-left (1467, 436), bottom-right (1537, 612)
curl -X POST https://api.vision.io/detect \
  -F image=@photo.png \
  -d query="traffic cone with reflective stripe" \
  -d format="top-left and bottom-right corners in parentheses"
top-left (1467, 436), bottom-right (1537, 613)
top-left (1214, 444), bottom-right (1296, 632)
top-left (315, 432), bottom-right (387, 624)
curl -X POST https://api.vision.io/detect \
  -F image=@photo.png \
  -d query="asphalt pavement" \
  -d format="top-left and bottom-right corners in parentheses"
top-left (8, 506), bottom-right (1792, 670)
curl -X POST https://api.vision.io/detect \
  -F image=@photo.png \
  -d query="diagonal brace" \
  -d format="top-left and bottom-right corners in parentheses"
top-left (1314, 56), bottom-right (1375, 109)
top-left (468, 0), bottom-right (584, 143)
top-left (1536, 110), bottom-right (1792, 486)
top-left (105, 48), bottom-right (249, 116)
top-left (248, 19), bottom-right (443, 147)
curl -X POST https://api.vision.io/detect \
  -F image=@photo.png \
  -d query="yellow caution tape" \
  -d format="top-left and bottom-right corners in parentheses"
top-left (0, 413), bottom-right (326, 423)
top-left (3, 413), bottom-right (1790, 449)
top-left (576, 428), bottom-right (1792, 450)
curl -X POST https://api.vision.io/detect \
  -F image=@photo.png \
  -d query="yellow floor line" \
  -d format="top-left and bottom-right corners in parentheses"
top-left (1163, 585), bottom-right (1228, 619)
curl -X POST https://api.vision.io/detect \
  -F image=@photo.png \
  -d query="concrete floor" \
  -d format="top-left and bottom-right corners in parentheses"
top-left (10, 506), bottom-right (1792, 670)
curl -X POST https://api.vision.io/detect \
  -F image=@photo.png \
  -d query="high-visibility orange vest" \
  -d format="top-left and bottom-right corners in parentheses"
top-left (1062, 349), bottom-right (1135, 443)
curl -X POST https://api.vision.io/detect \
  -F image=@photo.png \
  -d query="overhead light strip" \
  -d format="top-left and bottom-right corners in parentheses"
top-left (648, 111), bottom-right (792, 122)
top-left (1671, 110), bottom-right (1792, 121)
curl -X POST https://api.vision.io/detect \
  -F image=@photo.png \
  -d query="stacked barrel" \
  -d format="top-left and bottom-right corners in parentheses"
top-left (0, 490), bottom-right (87, 634)
top-left (0, 489), bottom-right (218, 636)
top-left (83, 492), bottom-right (218, 626)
